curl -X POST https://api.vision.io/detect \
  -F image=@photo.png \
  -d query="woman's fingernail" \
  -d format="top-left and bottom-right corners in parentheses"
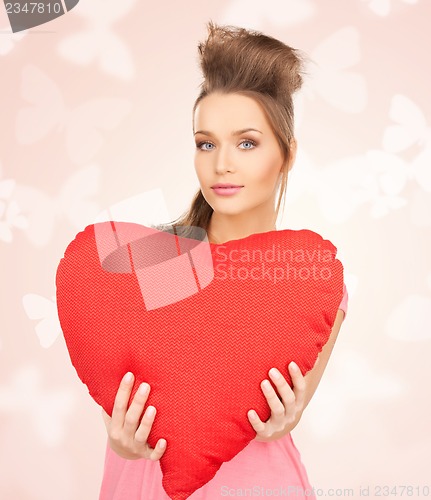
top-left (124, 372), bottom-right (133, 383)
top-left (159, 439), bottom-right (166, 449)
top-left (269, 368), bottom-right (280, 379)
top-left (146, 406), bottom-right (155, 417)
top-left (290, 362), bottom-right (298, 371)
top-left (139, 383), bottom-right (149, 395)
top-left (262, 380), bottom-right (271, 390)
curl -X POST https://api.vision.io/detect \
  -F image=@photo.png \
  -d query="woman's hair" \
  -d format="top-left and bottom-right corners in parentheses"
top-left (155, 20), bottom-right (308, 238)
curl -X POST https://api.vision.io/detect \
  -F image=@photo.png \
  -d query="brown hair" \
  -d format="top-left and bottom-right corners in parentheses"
top-left (156, 20), bottom-right (308, 237)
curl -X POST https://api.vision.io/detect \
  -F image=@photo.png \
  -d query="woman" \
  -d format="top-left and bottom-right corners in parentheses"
top-left (99, 20), bottom-right (348, 499)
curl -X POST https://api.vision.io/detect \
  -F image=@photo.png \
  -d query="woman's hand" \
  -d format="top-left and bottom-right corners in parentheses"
top-left (248, 361), bottom-right (306, 442)
top-left (101, 371), bottom-right (167, 460)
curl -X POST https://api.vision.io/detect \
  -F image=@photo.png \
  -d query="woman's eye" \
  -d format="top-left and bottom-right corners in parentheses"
top-left (197, 141), bottom-right (214, 151)
top-left (239, 140), bottom-right (256, 149)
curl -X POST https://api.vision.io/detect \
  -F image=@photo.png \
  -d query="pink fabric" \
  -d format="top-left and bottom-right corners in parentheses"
top-left (339, 282), bottom-right (348, 319)
top-left (98, 285), bottom-right (349, 500)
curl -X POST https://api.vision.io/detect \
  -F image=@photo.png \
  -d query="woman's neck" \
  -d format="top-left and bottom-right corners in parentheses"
top-left (207, 213), bottom-right (277, 244)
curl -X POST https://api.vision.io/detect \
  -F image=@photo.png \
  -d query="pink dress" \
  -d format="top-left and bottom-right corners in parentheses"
top-left (99, 284), bottom-right (349, 500)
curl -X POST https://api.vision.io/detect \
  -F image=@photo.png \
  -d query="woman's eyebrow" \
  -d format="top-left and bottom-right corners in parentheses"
top-left (194, 128), bottom-right (263, 136)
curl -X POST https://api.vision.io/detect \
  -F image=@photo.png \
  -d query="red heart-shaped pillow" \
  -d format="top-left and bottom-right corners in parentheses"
top-left (55, 221), bottom-right (344, 500)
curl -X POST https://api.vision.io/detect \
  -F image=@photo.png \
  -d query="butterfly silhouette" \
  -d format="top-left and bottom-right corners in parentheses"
top-left (220, 0), bottom-right (316, 29)
top-left (362, 0), bottom-right (419, 17)
top-left (382, 94), bottom-right (431, 194)
top-left (0, 169), bottom-right (28, 243)
top-left (11, 164), bottom-right (101, 247)
top-left (0, 26), bottom-right (27, 56)
top-left (57, 0), bottom-right (137, 80)
top-left (16, 64), bottom-right (132, 165)
top-left (22, 294), bottom-right (62, 348)
top-left (383, 94), bottom-right (430, 153)
top-left (304, 26), bottom-right (368, 113)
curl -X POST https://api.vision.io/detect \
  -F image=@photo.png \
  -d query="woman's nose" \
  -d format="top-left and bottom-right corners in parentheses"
top-left (214, 146), bottom-right (235, 174)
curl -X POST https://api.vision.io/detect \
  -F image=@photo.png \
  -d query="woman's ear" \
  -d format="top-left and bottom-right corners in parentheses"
top-left (287, 138), bottom-right (297, 172)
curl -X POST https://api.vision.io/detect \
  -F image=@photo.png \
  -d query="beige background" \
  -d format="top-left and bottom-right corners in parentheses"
top-left (1, 0), bottom-right (430, 499)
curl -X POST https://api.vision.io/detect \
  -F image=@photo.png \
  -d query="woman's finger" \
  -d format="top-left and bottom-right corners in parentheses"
top-left (146, 439), bottom-right (167, 461)
top-left (247, 409), bottom-right (266, 436)
top-left (134, 401), bottom-right (157, 443)
top-left (261, 379), bottom-right (285, 422)
top-left (110, 372), bottom-right (134, 433)
top-left (123, 382), bottom-right (151, 437)
top-left (269, 368), bottom-right (296, 411)
top-left (288, 362), bottom-right (306, 409)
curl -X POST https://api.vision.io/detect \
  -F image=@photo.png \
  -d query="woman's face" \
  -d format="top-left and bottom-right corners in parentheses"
top-left (193, 92), bottom-right (290, 220)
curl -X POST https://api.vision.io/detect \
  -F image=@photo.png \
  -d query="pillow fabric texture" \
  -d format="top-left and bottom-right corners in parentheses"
top-left (55, 221), bottom-right (344, 500)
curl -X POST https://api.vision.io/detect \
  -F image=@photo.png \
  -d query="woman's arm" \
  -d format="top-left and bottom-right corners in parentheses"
top-left (251, 308), bottom-right (345, 442)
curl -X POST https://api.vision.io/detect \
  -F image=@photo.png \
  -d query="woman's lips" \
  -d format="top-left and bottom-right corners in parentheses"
top-left (211, 186), bottom-right (243, 196)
